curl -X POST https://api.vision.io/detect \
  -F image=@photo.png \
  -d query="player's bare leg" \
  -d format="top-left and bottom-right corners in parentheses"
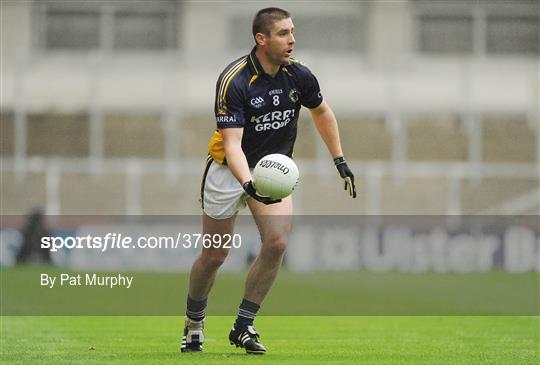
top-left (245, 196), bottom-right (292, 303)
top-left (182, 212), bottom-right (236, 353)
top-left (188, 212), bottom-right (236, 300)
top-left (229, 197), bottom-right (292, 354)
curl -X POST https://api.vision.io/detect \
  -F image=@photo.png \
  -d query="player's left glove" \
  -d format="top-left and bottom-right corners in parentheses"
top-left (242, 181), bottom-right (282, 205)
top-left (334, 156), bottom-right (356, 198)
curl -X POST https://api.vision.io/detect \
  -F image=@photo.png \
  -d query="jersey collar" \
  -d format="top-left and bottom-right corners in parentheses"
top-left (248, 46), bottom-right (287, 78)
top-left (248, 47), bottom-right (263, 75)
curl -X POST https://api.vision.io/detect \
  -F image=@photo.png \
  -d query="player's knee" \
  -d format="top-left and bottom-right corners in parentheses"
top-left (202, 249), bottom-right (229, 269)
top-left (262, 237), bottom-right (287, 259)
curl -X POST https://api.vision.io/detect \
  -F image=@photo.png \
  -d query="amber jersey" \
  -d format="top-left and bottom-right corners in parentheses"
top-left (208, 47), bottom-right (323, 167)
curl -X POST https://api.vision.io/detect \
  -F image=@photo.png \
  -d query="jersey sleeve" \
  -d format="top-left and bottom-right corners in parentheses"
top-left (296, 64), bottom-right (323, 109)
top-left (214, 76), bottom-right (246, 129)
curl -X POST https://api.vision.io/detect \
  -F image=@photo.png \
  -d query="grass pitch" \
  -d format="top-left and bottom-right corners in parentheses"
top-left (2, 267), bottom-right (539, 363)
top-left (1, 316), bottom-right (538, 364)
top-left (2, 267), bottom-right (538, 315)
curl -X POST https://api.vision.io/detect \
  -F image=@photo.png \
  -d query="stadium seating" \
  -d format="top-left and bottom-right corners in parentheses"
top-left (27, 114), bottom-right (89, 157)
top-left (140, 173), bottom-right (201, 215)
top-left (104, 114), bottom-right (164, 158)
top-left (482, 116), bottom-right (536, 163)
top-left (339, 117), bottom-right (392, 161)
top-left (60, 173), bottom-right (126, 215)
top-left (406, 115), bottom-right (468, 161)
top-left (1, 113), bottom-right (537, 215)
top-left (1, 172), bottom-right (47, 214)
top-left (0, 113), bottom-right (14, 156)
top-left (460, 178), bottom-right (539, 214)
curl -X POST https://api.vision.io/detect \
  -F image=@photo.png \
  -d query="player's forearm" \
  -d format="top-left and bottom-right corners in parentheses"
top-left (311, 103), bottom-right (344, 159)
top-left (224, 143), bottom-right (252, 185)
top-left (220, 128), bottom-right (252, 184)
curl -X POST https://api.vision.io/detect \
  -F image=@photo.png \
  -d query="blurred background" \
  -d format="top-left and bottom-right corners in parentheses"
top-left (0, 1), bottom-right (539, 316)
top-left (1, 0), bottom-right (538, 216)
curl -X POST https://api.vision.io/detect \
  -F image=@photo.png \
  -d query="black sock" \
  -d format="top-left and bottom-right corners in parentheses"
top-left (186, 295), bottom-right (207, 321)
top-left (234, 298), bottom-right (260, 328)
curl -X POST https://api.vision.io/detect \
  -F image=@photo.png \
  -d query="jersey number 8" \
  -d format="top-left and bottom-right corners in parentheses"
top-left (273, 95), bottom-right (280, 106)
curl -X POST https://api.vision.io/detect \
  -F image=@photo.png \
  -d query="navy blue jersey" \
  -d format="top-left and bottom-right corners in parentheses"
top-left (208, 47), bottom-right (323, 167)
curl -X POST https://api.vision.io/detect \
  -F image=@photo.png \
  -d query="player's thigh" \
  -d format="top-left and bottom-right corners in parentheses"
top-left (201, 212), bottom-right (237, 259)
top-left (247, 196), bottom-right (293, 243)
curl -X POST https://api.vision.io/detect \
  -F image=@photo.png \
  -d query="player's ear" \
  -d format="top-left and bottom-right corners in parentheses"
top-left (255, 33), bottom-right (266, 47)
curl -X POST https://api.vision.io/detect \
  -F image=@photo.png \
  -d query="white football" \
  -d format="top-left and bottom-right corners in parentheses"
top-left (253, 154), bottom-right (299, 200)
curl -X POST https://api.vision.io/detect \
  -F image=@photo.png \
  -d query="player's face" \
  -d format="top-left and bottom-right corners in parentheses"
top-left (265, 18), bottom-right (295, 65)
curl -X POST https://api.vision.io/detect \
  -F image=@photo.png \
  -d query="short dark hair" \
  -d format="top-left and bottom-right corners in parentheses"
top-left (252, 7), bottom-right (291, 44)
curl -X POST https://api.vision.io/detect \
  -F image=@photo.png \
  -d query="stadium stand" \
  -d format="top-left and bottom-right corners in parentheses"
top-left (1, 1), bottom-right (537, 216)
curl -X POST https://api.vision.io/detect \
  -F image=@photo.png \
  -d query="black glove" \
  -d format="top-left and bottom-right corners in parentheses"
top-left (334, 156), bottom-right (356, 198)
top-left (242, 181), bottom-right (282, 205)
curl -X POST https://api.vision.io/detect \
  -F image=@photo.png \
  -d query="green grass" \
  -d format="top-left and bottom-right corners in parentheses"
top-left (1, 316), bottom-right (538, 364)
top-left (2, 267), bottom-right (539, 363)
top-left (2, 266), bottom-right (538, 315)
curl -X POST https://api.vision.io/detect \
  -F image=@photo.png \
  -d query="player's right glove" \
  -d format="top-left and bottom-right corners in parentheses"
top-left (242, 181), bottom-right (282, 205)
top-left (334, 156), bottom-right (357, 198)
